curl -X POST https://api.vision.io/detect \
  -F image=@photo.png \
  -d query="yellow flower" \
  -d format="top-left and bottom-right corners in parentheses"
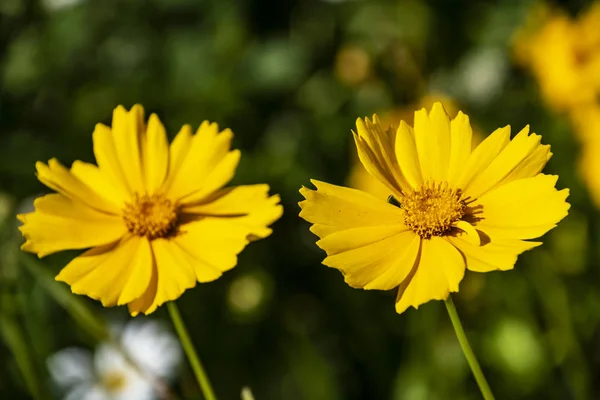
top-left (513, 2), bottom-right (600, 111)
top-left (18, 105), bottom-right (283, 315)
top-left (299, 103), bottom-right (569, 314)
top-left (571, 105), bottom-right (600, 207)
top-left (334, 44), bottom-right (371, 86)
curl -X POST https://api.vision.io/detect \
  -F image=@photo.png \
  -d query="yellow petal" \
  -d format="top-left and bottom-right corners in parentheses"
top-left (320, 228), bottom-right (419, 290)
top-left (117, 237), bottom-right (153, 305)
top-left (111, 105), bottom-right (145, 193)
top-left (19, 194), bottom-right (126, 257)
top-left (475, 174), bottom-right (570, 239)
top-left (395, 237), bottom-right (465, 314)
top-left (222, 196), bottom-right (282, 240)
top-left (128, 268), bottom-right (158, 317)
top-left (452, 220), bottom-right (480, 246)
top-left (413, 103), bottom-right (451, 182)
top-left (354, 133), bottom-right (403, 197)
top-left (503, 143), bottom-right (552, 183)
top-left (142, 114), bottom-right (169, 194)
top-left (428, 102), bottom-right (451, 180)
top-left (151, 239), bottom-right (197, 310)
top-left (180, 150), bottom-right (241, 204)
top-left (165, 123), bottom-right (238, 201)
top-left (70, 161), bottom-right (128, 206)
top-left (36, 159), bottom-right (119, 214)
top-left (62, 236), bottom-right (143, 307)
top-left (347, 160), bottom-right (392, 200)
top-left (166, 121), bottom-right (221, 197)
top-left (127, 238), bottom-right (200, 316)
top-left (174, 218), bottom-right (249, 280)
top-left (183, 184), bottom-right (273, 215)
top-left (56, 241), bottom-right (118, 284)
top-left (365, 233), bottom-right (420, 290)
top-left (413, 108), bottom-right (435, 180)
top-left (310, 224), bottom-right (340, 238)
top-left (454, 126), bottom-right (511, 196)
top-left (317, 224), bottom-right (409, 256)
top-left (448, 234), bottom-right (541, 272)
top-left (161, 124), bottom-right (193, 191)
top-left (447, 111), bottom-right (473, 186)
top-left (464, 126), bottom-right (546, 199)
top-left (299, 180), bottom-right (405, 239)
top-left (183, 184), bottom-right (282, 240)
top-left (354, 117), bottom-right (409, 195)
top-left (394, 121), bottom-right (423, 188)
top-left (92, 123), bottom-right (131, 196)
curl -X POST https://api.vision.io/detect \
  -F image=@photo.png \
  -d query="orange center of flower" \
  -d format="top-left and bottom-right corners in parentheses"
top-left (123, 193), bottom-right (179, 239)
top-left (397, 181), bottom-right (466, 239)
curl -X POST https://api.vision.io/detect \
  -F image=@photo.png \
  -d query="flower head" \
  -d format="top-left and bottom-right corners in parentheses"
top-left (18, 105), bottom-right (282, 315)
top-left (48, 319), bottom-right (181, 400)
top-left (513, 2), bottom-right (600, 111)
top-left (299, 103), bottom-right (569, 314)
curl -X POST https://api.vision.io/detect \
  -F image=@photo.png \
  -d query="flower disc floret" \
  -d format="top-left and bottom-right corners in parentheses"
top-left (399, 181), bottom-right (465, 239)
top-left (123, 193), bottom-right (179, 239)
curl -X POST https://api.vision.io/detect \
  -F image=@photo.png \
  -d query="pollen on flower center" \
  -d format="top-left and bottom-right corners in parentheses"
top-left (102, 370), bottom-right (127, 393)
top-left (123, 193), bottom-right (179, 239)
top-left (398, 181), bottom-right (466, 239)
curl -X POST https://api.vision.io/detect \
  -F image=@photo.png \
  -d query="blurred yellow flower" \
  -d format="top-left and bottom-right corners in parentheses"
top-left (334, 44), bottom-right (372, 86)
top-left (348, 95), bottom-right (483, 199)
top-left (571, 105), bottom-right (600, 207)
top-left (300, 103), bottom-right (569, 314)
top-left (18, 105), bottom-right (282, 315)
top-left (513, 2), bottom-right (600, 111)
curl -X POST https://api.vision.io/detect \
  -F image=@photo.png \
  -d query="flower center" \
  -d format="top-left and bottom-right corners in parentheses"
top-left (397, 181), bottom-right (466, 239)
top-left (123, 193), bottom-right (179, 239)
top-left (101, 370), bottom-right (127, 393)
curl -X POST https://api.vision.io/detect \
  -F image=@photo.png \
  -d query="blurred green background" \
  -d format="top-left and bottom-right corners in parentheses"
top-left (0, 0), bottom-right (598, 399)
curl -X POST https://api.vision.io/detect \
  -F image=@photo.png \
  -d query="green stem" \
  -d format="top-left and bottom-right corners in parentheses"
top-left (167, 302), bottom-right (217, 400)
top-left (444, 295), bottom-right (495, 400)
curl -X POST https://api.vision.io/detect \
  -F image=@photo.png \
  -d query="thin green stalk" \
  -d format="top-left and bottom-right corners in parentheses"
top-left (167, 301), bottom-right (217, 400)
top-left (445, 295), bottom-right (495, 400)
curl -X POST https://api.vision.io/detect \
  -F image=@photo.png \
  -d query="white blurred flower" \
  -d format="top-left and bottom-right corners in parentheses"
top-left (48, 319), bottom-right (181, 400)
top-left (457, 47), bottom-right (508, 105)
top-left (431, 47), bottom-right (508, 107)
top-left (118, 319), bottom-right (182, 381)
top-left (42, 0), bottom-right (84, 11)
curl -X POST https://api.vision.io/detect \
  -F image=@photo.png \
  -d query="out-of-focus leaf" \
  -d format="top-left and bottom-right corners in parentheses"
top-left (19, 255), bottom-right (108, 342)
top-left (284, 336), bottom-right (340, 400)
top-left (0, 311), bottom-right (50, 400)
top-left (2, 28), bottom-right (43, 95)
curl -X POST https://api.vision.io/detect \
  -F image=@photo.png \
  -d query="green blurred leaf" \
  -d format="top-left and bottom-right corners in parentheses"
top-left (19, 254), bottom-right (109, 342)
top-left (0, 312), bottom-right (50, 400)
top-left (2, 28), bottom-right (43, 95)
top-left (284, 336), bottom-right (340, 400)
